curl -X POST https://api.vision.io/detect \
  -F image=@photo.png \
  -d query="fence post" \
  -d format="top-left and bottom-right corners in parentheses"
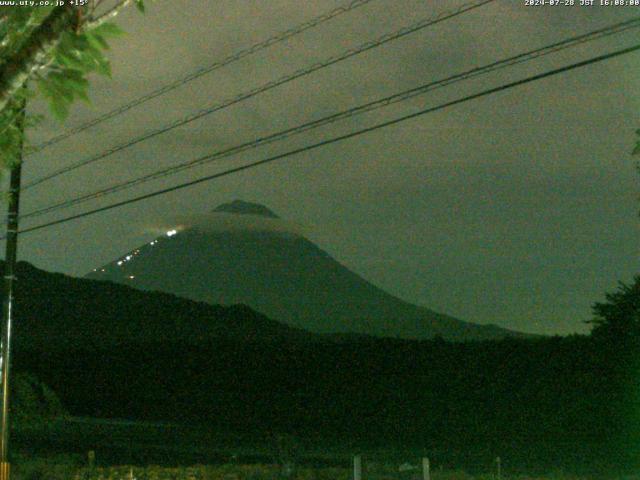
top-left (422, 458), bottom-right (430, 480)
top-left (353, 455), bottom-right (362, 480)
top-left (87, 451), bottom-right (95, 469)
top-left (495, 456), bottom-right (501, 480)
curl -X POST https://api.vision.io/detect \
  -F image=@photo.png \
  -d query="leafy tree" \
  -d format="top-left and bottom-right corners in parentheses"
top-left (10, 372), bottom-right (66, 428)
top-left (589, 275), bottom-right (640, 339)
top-left (0, 0), bottom-right (146, 170)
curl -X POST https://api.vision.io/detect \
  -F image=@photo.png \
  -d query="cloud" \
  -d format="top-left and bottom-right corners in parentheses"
top-left (142, 212), bottom-right (308, 238)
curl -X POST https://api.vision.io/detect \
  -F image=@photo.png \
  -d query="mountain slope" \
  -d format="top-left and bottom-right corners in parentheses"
top-left (86, 201), bottom-right (520, 341)
top-left (4, 261), bottom-right (312, 350)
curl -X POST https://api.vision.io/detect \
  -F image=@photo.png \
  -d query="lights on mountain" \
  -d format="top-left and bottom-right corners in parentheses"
top-left (116, 248), bottom-right (147, 267)
top-left (166, 229), bottom-right (177, 237)
top-left (128, 275), bottom-right (135, 280)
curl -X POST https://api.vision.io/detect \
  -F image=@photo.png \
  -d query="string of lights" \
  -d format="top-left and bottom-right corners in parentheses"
top-left (19, 16), bottom-right (640, 221)
top-left (12, 42), bottom-right (640, 238)
top-left (22, 0), bottom-right (496, 191)
top-left (28, 0), bottom-right (378, 155)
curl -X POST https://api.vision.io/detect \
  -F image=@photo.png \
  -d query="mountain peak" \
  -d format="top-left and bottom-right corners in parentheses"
top-left (212, 200), bottom-right (279, 218)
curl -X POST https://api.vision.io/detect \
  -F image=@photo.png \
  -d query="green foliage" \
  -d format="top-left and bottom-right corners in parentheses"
top-left (11, 372), bottom-right (67, 426)
top-left (0, 7), bottom-right (55, 61)
top-left (0, 8), bottom-right (56, 169)
top-left (0, 87), bottom-right (30, 169)
top-left (12, 454), bottom-right (82, 480)
top-left (37, 21), bottom-right (125, 121)
top-left (634, 129), bottom-right (640, 156)
top-left (0, 4), bottom-right (144, 171)
top-left (589, 275), bottom-right (640, 339)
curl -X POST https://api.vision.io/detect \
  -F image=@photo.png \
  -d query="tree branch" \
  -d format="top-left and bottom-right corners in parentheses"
top-left (84, 0), bottom-right (132, 29)
top-left (0, 5), bottom-right (78, 114)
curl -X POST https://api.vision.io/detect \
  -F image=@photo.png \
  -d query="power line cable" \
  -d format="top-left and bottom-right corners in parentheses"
top-left (19, 16), bottom-right (640, 221)
top-left (29, 0), bottom-right (378, 154)
top-left (22, 0), bottom-right (496, 190)
top-left (12, 42), bottom-right (640, 238)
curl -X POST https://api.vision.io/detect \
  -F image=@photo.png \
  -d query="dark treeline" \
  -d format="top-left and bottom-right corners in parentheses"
top-left (4, 262), bottom-right (640, 474)
top-left (13, 333), bottom-right (640, 475)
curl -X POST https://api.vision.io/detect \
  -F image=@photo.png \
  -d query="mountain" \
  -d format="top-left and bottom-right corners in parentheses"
top-left (214, 199), bottom-right (279, 218)
top-left (4, 261), bottom-right (312, 350)
top-left (86, 200), bottom-right (521, 341)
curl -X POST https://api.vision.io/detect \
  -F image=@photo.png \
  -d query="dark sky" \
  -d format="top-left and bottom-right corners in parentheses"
top-left (9, 0), bottom-right (640, 336)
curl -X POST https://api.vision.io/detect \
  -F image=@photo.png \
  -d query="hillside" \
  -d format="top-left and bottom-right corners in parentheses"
top-left (86, 200), bottom-right (521, 341)
top-left (3, 261), bottom-right (312, 350)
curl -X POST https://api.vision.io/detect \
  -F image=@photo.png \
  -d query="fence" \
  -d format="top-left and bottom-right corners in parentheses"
top-left (351, 455), bottom-right (503, 480)
top-left (62, 451), bottom-right (504, 480)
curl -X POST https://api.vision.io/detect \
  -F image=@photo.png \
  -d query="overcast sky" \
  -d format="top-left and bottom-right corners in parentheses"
top-left (8, 0), bottom-right (639, 335)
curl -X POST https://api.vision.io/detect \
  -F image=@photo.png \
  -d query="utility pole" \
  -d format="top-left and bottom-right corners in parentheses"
top-left (422, 457), bottom-right (430, 480)
top-left (0, 96), bottom-right (26, 480)
top-left (353, 455), bottom-right (362, 480)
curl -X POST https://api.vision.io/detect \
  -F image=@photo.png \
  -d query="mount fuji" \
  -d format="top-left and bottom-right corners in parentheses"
top-left (86, 200), bottom-right (521, 341)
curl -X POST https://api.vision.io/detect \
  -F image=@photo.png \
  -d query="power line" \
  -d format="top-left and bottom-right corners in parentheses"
top-left (29, 0), bottom-right (378, 154)
top-left (22, 0), bottom-right (496, 190)
top-left (12, 42), bottom-right (640, 238)
top-left (19, 16), bottom-right (640, 221)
